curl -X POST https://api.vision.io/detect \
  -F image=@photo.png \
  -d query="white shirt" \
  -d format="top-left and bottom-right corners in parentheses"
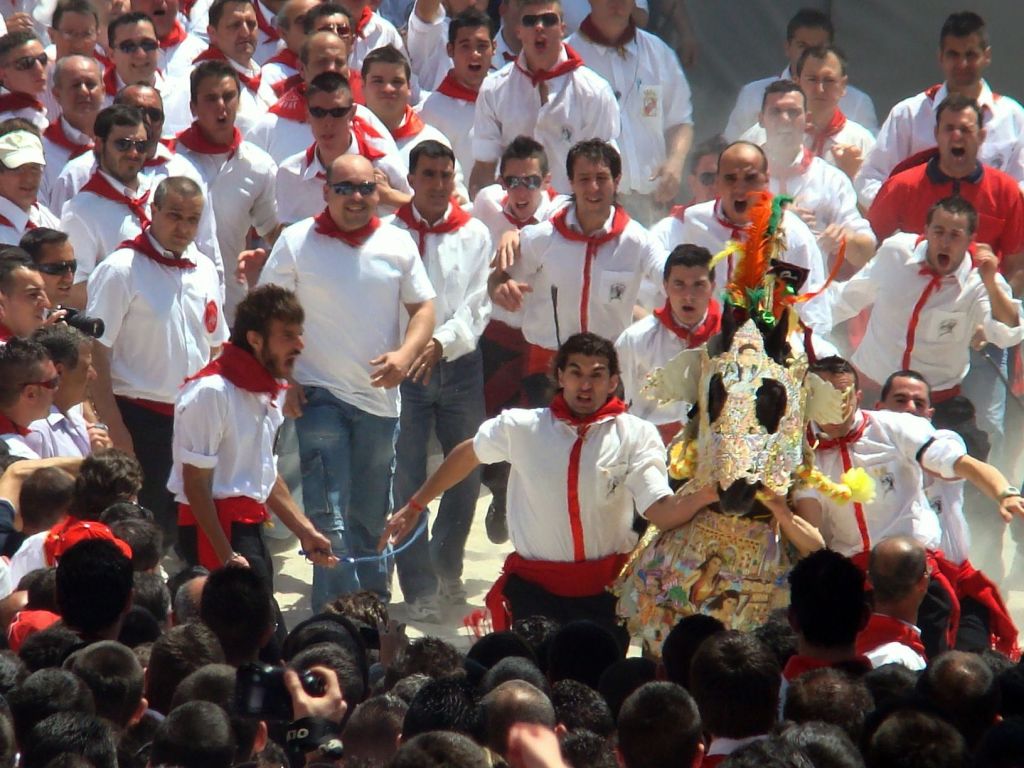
top-left (795, 409), bottom-right (962, 556)
top-left (0, 196), bottom-right (59, 243)
top-left (741, 117), bottom-right (876, 176)
top-left (615, 312), bottom-right (697, 426)
top-left (40, 116), bottom-right (93, 209)
top-left (161, 29), bottom-right (209, 78)
top-left (392, 117), bottom-right (467, 199)
top-left (175, 138), bottom-right (279, 320)
top-left (8, 530), bottom-right (47, 587)
top-left (167, 371), bottom-right (285, 502)
top-left (922, 430), bottom-right (972, 565)
top-left (418, 89), bottom-right (476, 184)
top-left (473, 406), bottom-right (670, 561)
top-left (473, 48), bottom-right (620, 193)
top-left (855, 80), bottom-right (1024, 207)
top-left (507, 206), bottom-right (665, 350)
top-left (86, 233), bottom-right (228, 402)
top-left (0, 87), bottom-right (47, 131)
top-left (245, 102), bottom-right (392, 165)
top-left (260, 55), bottom-right (298, 94)
top-left (724, 65), bottom-right (878, 141)
top-left (405, 7), bottom-right (453, 93)
top-left (253, 0), bottom-right (285, 65)
top-left (864, 633), bottom-right (927, 671)
top-left (559, 0), bottom-right (648, 35)
top-left (257, 217), bottom-right (436, 418)
top-left (827, 233), bottom-right (1024, 390)
top-left (1, 431), bottom-right (39, 459)
top-left (25, 405), bottom-right (91, 458)
top-left (388, 204), bottom-right (492, 361)
top-left (566, 27), bottom-right (692, 195)
top-left (100, 70), bottom-right (193, 137)
top-left (188, 54), bottom-right (276, 134)
top-left (350, 12), bottom-right (405, 73)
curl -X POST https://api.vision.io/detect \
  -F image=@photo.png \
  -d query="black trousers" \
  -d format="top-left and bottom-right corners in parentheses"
top-left (116, 397), bottom-right (176, 547)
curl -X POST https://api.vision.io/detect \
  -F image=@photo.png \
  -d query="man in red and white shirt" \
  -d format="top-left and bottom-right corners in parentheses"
top-left (855, 11), bottom-right (1024, 208)
top-left (470, 0), bottom-right (619, 196)
top-left (334, 0), bottom-right (404, 73)
top-left (130, 0), bottom-right (208, 78)
top-left (275, 70), bottom-right (409, 223)
top-left (259, 0), bottom-right (319, 93)
top-left (40, 55), bottom-right (103, 208)
top-left (169, 284), bottom-right (335, 585)
top-left (175, 60), bottom-right (279, 319)
top-left (0, 31), bottom-right (49, 131)
top-left (0, 128), bottom-right (59, 243)
top-left (86, 176), bottom-right (227, 544)
top-left (406, 0), bottom-right (494, 93)
top-left (0, 338), bottom-right (58, 459)
top-left (418, 8), bottom-right (495, 180)
top-left (257, 153), bottom-right (436, 608)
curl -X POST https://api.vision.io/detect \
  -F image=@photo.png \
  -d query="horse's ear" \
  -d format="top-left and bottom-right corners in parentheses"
top-left (708, 305), bottom-right (738, 357)
top-left (763, 309), bottom-right (791, 365)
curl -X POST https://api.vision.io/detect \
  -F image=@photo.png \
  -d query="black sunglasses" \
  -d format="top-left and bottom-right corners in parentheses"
top-left (308, 103), bottom-right (354, 119)
top-left (10, 52), bottom-right (48, 71)
top-left (138, 106), bottom-right (164, 123)
top-left (329, 180), bottom-right (377, 196)
top-left (503, 174), bottom-right (543, 190)
top-left (116, 38), bottom-right (159, 54)
top-left (35, 259), bottom-right (78, 276)
top-left (112, 137), bottom-right (149, 153)
top-left (521, 12), bottom-right (560, 27)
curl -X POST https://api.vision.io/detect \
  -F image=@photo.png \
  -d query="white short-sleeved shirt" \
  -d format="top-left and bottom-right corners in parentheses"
top-left (507, 206), bottom-right (665, 350)
top-left (40, 117), bottom-right (93, 209)
top-left (855, 80), bottom-right (1024, 207)
top-left (418, 88), bottom-right (476, 179)
top-left (615, 312), bottom-right (696, 426)
top-left (161, 28), bottom-right (210, 78)
top-left (741, 117), bottom-right (876, 176)
top-left (245, 102), bottom-right (393, 165)
top-left (795, 409), bottom-right (963, 557)
top-left (0, 196), bottom-right (59, 243)
top-left (8, 530), bottom-right (47, 587)
top-left (86, 235), bottom-right (228, 403)
top-left (566, 28), bottom-right (692, 195)
top-left (167, 372), bottom-right (285, 502)
top-left (826, 233), bottom-right (1024, 390)
top-left (922, 429), bottom-right (971, 565)
top-left (473, 406), bottom-right (670, 561)
top-left (25, 406), bottom-right (91, 458)
top-left (257, 216), bottom-right (436, 418)
top-left (473, 47), bottom-right (620, 194)
top-left (350, 12), bottom-right (405, 73)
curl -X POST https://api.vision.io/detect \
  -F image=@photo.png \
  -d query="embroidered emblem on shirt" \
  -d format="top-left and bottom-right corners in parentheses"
top-left (561, 127), bottom-right (573, 142)
top-left (642, 87), bottom-right (659, 117)
top-left (878, 472), bottom-right (895, 495)
top-left (609, 282), bottom-right (626, 301)
top-left (204, 300), bottom-right (219, 334)
top-left (938, 319), bottom-right (958, 337)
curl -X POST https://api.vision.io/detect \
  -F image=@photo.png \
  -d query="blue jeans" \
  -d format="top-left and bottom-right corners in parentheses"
top-left (393, 350), bottom-right (485, 602)
top-left (295, 386), bottom-right (398, 611)
top-left (962, 344), bottom-right (1007, 442)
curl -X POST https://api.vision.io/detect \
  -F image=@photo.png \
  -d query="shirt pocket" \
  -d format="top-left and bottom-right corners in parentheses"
top-left (597, 459), bottom-right (630, 500)
top-left (598, 269), bottom-right (635, 305)
top-left (924, 309), bottom-right (967, 344)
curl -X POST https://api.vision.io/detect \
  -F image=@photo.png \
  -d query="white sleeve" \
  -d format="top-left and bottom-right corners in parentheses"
top-left (472, 80), bottom-right (504, 163)
top-left (854, 104), bottom-right (914, 208)
top-left (173, 383), bottom-right (229, 470)
top-left (625, 419), bottom-right (673, 516)
top-left (406, 4), bottom-right (449, 92)
top-left (257, 231), bottom-right (299, 290)
top-left (432, 228), bottom-right (493, 360)
top-left (473, 412), bottom-right (515, 464)
top-left (250, 159), bottom-right (280, 238)
top-left (919, 428), bottom-right (967, 481)
top-left (400, 246), bottom-right (438, 305)
top-left (724, 82), bottom-right (759, 142)
top-left (974, 275), bottom-right (1024, 349)
top-left (614, 329), bottom-right (642, 408)
top-left (826, 257), bottom-right (881, 325)
top-left (86, 258), bottom-right (132, 348)
top-left (61, 203), bottom-right (102, 283)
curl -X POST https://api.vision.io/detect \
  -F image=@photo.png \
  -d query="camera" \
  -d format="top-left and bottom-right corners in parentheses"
top-left (56, 306), bottom-right (105, 339)
top-left (235, 663), bottom-right (326, 720)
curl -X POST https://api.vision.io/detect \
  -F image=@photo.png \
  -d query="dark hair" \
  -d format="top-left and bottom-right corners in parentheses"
top-left (0, 650), bottom-right (28, 695)
top-left (150, 700), bottom-right (236, 768)
top-left (918, 650), bottom-right (1000, 748)
top-left (481, 656), bottom-right (549, 696)
top-left (0, 31), bottom-right (41, 62)
top-left (169, 567), bottom-right (208, 624)
top-left (553, 333), bottom-right (620, 379)
top-left (808, 355), bottom-right (860, 389)
top-left (70, 450), bottom-right (143, 521)
top-left (52, 0), bottom-right (99, 31)
top-left (131, 570), bottom-right (171, 624)
top-left (467, 631), bottom-right (537, 671)
top-left (16, 626), bottom-right (80, 673)
top-left (0, 708), bottom-right (12, 768)
top-left (783, 667), bottom-right (874, 744)
top-left (722, 737), bottom-right (816, 767)
top-left (879, 369), bottom-right (931, 404)
top-left (342, 694), bottom-right (408, 765)
top-left (867, 709), bottom-right (966, 768)
top-left (664, 243), bottom-right (715, 282)
top-left (305, 69), bottom-right (352, 100)
top-left (360, 44), bottom-right (410, 82)
top-left (8, 669), bottom-right (96, 748)
top-left (511, 615), bottom-right (559, 674)
top-left (549, 679), bottom-right (614, 737)
top-left (229, 283), bottom-right (304, 355)
top-left (171, 664), bottom-right (259, 763)
top-left (152, 176), bottom-right (203, 208)
top-left (862, 663), bottom-right (919, 713)
top-left (776, 721), bottom-right (864, 768)
top-left (208, 0), bottom-right (254, 29)
top-left (145, 623), bottom-right (225, 715)
top-left (661, 614), bottom-right (726, 689)
top-left (32, 325), bottom-right (86, 372)
top-left (690, 631), bottom-right (779, 739)
top-left (200, 566), bottom-right (274, 665)
top-left (302, 3), bottom-right (351, 35)
top-left (107, 12), bottom-right (154, 48)
top-left (448, 8), bottom-right (494, 44)
top-left (0, 246), bottom-right (35, 295)
top-left (392, 636), bottom-right (464, 681)
top-left (289, 641), bottom-right (366, 712)
top-left (566, 138), bottom-right (620, 182)
top-left (788, 548), bottom-right (866, 647)
top-left (935, 93), bottom-right (984, 130)
top-left (0, 338), bottom-right (49, 409)
top-left (786, 8), bottom-right (833, 42)
top-left (499, 135), bottom-right (549, 177)
top-left (560, 729), bottom-right (618, 768)
top-left (761, 78), bottom-right (806, 112)
top-left (973, 717), bottom-right (1024, 768)
top-left (547, 620), bottom-right (623, 690)
top-left (598, 657), bottom-right (656, 721)
top-left (687, 134), bottom-right (727, 176)
top-left (56, 539), bottom-right (134, 635)
top-left (99, 501), bottom-right (153, 525)
top-left (93, 105), bottom-right (145, 143)
top-left (189, 59), bottom-right (240, 104)
top-left (282, 614), bottom-right (369, 698)
top-left (390, 731), bottom-right (488, 768)
top-left (940, 11), bottom-right (987, 48)
top-left (925, 194), bottom-right (978, 236)
top-left (617, 682), bottom-right (702, 768)
top-left (63, 640), bottom-right (144, 728)
top-left (409, 139), bottom-right (455, 174)
top-left (19, 228), bottom-right (69, 262)
top-left (402, 676), bottom-right (479, 739)
top-left (109, 518), bottom-right (163, 571)
top-left (19, 467), bottom-right (75, 533)
top-left (480, 680), bottom-right (555, 755)
top-left (21, 712), bottom-right (116, 768)
top-left (795, 43), bottom-right (848, 79)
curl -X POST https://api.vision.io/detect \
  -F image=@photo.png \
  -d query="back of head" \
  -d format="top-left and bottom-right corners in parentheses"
top-left (8, 669), bottom-right (95, 748)
top-left (341, 694), bottom-right (407, 766)
top-left (200, 567), bottom-right (274, 665)
top-left (20, 712), bottom-right (116, 768)
top-left (392, 636), bottom-right (464, 681)
top-left (550, 679), bottom-right (614, 738)
top-left (918, 650), bottom-right (999, 748)
top-left (0, 651), bottom-right (28, 696)
top-left (0, 709), bottom-right (13, 768)
top-left (481, 656), bottom-right (549, 695)
top-left (281, 614), bottom-right (369, 695)
top-left (788, 549), bottom-right (867, 649)
top-left (560, 729), bottom-right (618, 768)
top-left (720, 737), bottom-right (814, 768)
top-left (169, 568), bottom-right (208, 625)
top-left (783, 668), bottom-right (873, 745)
top-left (511, 615), bottom-right (559, 674)
top-left (753, 609), bottom-right (800, 669)
top-left (868, 536), bottom-right (927, 606)
top-left (662, 614), bottom-right (726, 688)
top-left (289, 641), bottom-right (366, 710)
top-left (19, 468), bottom-right (74, 534)
top-left (390, 731), bottom-right (489, 768)
top-left (480, 680), bottom-right (555, 756)
top-left (867, 709), bottom-right (966, 768)
top-left (70, 450), bottom-right (143, 521)
top-left (401, 676), bottom-right (478, 740)
top-left (466, 631), bottom-right (537, 670)
top-left (150, 700), bottom-right (235, 768)
top-left (547, 621), bottom-right (623, 689)
top-left (617, 682), bottom-right (702, 768)
top-left (108, 519), bottom-right (163, 571)
top-left (690, 631), bottom-right (780, 739)
top-left (16, 626), bottom-right (79, 673)
top-left (63, 641), bottom-right (143, 728)
top-left (55, 539), bottom-right (134, 638)
top-left (862, 663), bottom-right (919, 713)
top-left (131, 571), bottom-right (171, 625)
top-left (777, 722), bottom-right (864, 768)
top-left (145, 623), bottom-right (225, 714)
top-left (170, 663), bottom-right (257, 763)
top-left (597, 657), bottom-right (656, 721)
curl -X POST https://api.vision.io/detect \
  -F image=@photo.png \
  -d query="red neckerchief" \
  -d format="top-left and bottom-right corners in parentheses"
top-left (0, 324), bottom-right (13, 341)
top-left (82, 171), bottom-right (151, 225)
top-left (391, 106), bottom-right (425, 141)
top-left (670, 202), bottom-right (692, 221)
top-left (43, 119), bottom-right (93, 158)
top-left (810, 411), bottom-right (870, 451)
top-left (856, 613), bottom-right (926, 659)
top-left (394, 201), bottom-right (471, 256)
top-left (712, 198), bottom-right (744, 240)
top-left (777, 146), bottom-right (813, 178)
top-left (0, 213), bottom-right (35, 231)
top-left (118, 228), bottom-right (196, 268)
top-left (352, 116), bottom-right (386, 160)
top-left (349, 70), bottom-right (364, 103)
top-left (313, 208), bottom-right (380, 247)
top-left (0, 90), bottom-right (44, 113)
top-left (253, 0), bottom-right (281, 41)
top-left (436, 70), bottom-right (478, 103)
top-left (304, 143), bottom-right (327, 179)
top-left (355, 5), bottom-right (373, 37)
top-left (272, 71), bottom-right (301, 97)
top-left (185, 342), bottom-right (285, 402)
top-left (903, 262), bottom-right (952, 369)
top-left (159, 19), bottom-right (188, 49)
top-left (269, 81), bottom-right (306, 120)
top-left (176, 122), bottom-right (242, 157)
top-left (0, 411), bottom-right (29, 437)
top-left (550, 204), bottom-right (629, 332)
top-left (578, 14), bottom-right (636, 48)
top-left (144, 140), bottom-right (174, 167)
top-left (653, 298), bottom-right (722, 347)
top-left (807, 108), bottom-right (846, 157)
top-left (515, 44), bottom-right (584, 87)
top-left (102, 65), bottom-right (121, 96)
top-left (549, 393), bottom-right (627, 428)
top-left (268, 47), bottom-right (300, 70)
top-left (502, 51), bottom-right (516, 62)
top-left (782, 654), bottom-right (872, 681)
top-left (193, 47), bottom-right (262, 92)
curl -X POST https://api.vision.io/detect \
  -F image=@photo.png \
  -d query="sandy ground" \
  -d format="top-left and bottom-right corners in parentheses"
top-left (269, 489), bottom-right (1024, 651)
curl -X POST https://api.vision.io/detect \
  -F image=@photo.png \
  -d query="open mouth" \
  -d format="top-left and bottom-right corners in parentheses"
top-left (951, 147), bottom-right (965, 158)
top-left (733, 198), bottom-right (749, 214)
top-left (468, 63), bottom-right (483, 72)
top-left (936, 252), bottom-right (951, 270)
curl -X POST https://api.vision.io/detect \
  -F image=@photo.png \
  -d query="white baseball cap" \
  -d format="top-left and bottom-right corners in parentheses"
top-left (0, 131), bottom-right (45, 168)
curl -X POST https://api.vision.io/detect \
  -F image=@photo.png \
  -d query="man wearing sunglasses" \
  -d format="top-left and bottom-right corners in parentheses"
top-left (0, 31), bottom-right (50, 132)
top-left (20, 228), bottom-right (78, 309)
top-left (129, 0), bottom-right (208, 79)
top-left (0, 127), bottom-right (60, 244)
top-left (0, 338), bottom-right (58, 459)
top-left (333, 0), bottom-right (404, 74)
top-left (470, 0), bottom-right (619, 197)
top-left (258, 153), bottom-right (436, 610)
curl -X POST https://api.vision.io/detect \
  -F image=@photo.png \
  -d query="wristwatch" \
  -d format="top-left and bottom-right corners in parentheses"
top-left (998, 486), bottom-right (1021, 501)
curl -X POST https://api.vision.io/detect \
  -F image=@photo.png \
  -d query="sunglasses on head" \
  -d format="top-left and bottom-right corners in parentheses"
top-left (116, 38), bottom-right (159, 54)
top-left (22, 375), bottom-right (60, 390)
top-left (308, 103), bottom-right (354, 119)
top-left (112, 137), bottom-right (149, 153)
top-left (10, 52), bottom-right (48, 71)
top-left (503, 174), bottom-right (543, 190)
top-left (35, 259), bottom-right (78, 276)
top-left (521, 12), bottom-right (560, 27)
top-left (330, 180), bottom-right (377, 196)
top-left (698, 171), bottom-right (716, 187)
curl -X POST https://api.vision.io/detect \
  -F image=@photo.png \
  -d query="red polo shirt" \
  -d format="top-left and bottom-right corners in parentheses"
top-left (868, 155), bottom-right (1024, 260)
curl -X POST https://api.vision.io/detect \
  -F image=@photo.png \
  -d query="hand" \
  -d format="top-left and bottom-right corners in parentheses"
top-left (998, 494), bottom-right (1024, 523)
top-left (506, 724), bottom-right (570, 768)
top-left (817, 223), bottom-right (846, 257)
top-left (493, 280), bottom-right (532, 312)
top-left (42, 308), bottom-right (69, 327)
top-left (87, 424), bottom-right (113, 451)
top-left (225, 552), bottom-right (251, 568)
top-left (283, 666), bottom-right (347, 725)
top-left (761, 492), bottom-right (794, 522)
top-left (975, 243), bottom-right (999, 285)
top-left (494, 230), bottom-right (522, 271)
top-left (377, 501), bottom-right (425, 551)
top-left (237, 248), bottom-right (268, 288)
top-left (651, 162), bottom-right (683, 205)
top-left (378, 619), bottom-right (408, 669)
top-left (792, 205), bottom-right (818, 231)
top-left (369, 349), bottom-right (412, 388)
top-left (5, 12), bottom-right (35, 33)
top-left (830, 143), bottom-right (864, 180)
top-left (299, 530), bottom-right (339, 568)
top-left (408, 338), bottom-right (443, 385)
top-left (971, 324), bottom-right (988, 351)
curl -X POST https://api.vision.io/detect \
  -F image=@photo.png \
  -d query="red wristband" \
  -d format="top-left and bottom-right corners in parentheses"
top-left (408, 498), bottom-right (425, 513)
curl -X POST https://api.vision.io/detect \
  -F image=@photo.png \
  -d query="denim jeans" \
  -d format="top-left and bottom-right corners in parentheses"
top-left (295, 386), bottom-right (398, 611)
top-left (393, 350), bottom-right (485, 602)
top-left (961, 344), bottom-right (1007, 443)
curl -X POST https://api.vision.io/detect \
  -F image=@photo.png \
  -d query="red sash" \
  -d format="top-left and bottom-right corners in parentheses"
top-left (267, 48), bottom-right (300, 70)
top-left (0, 412), bottom-right (29, 437)
top-left (175, 122), bottom-right (242, 157)
top-left (118, 229), bottom-right (196, 268)
top-left (391, 106), bottom-right (425, 141)
top-left (178, 497), bottom-right (269, 569)
top-left (0, 91), bottom-right (44, 114)
top-left (184, 342), bottom-right (284, 401)
top-left (355, 5), bottom-right (373, 37)
top-left (855, 613), bottom-right (927, 659)
top-left (782, 653), bottom-right (872, 681)
top-left (807, 108), bottom-right (846, 157)
top-left (159, 19), bottom-right (188, 49)
top-left (253, 0), bottom-right (281, 41)
top-left (193, 47), bottom-right (262, 92)
top-left (82, 172), bottom-right (151, 226)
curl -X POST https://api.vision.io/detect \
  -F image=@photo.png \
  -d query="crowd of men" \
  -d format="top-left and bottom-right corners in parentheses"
top-left (0, 0), bottom-right (1023, 765)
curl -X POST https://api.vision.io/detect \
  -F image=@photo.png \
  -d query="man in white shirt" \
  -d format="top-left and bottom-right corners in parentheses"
top-left (259, 0), bottom-right (319, 93)
top-left (0, 338), bottom-right (57, 458)
top-left (176, 59), bottom-right (279, 319)
top-left (0, 126), bottom-right (60, 242)
top-left (758, 80), bottom-right (875, 269)
top-left (130, 0), bottom-right (209, 77)
top-left (566, 0), bottom-right (692, 225)
top-left (257, 153), bottom-right (436, 609)
top-left (333, 0), bottom-right (404, 73)
top-left (86, 176), bottom-right (228, 544)
top-left (0, 31), bottom-right (49, 131)
top-left (251, 0), bottom-right (287, 64)
top-left (470, 0), bottom-right (620, 196)
top-left (40, 55), bottom-right (103, 208)
top-left (723, 8), bottom-right (876, 141)
top-left (47, 0), bottom-right (106, 64)
top-left (855, 11), bottom-right (1024, 208)
top-left (390, 140), bottom-right (491, 621)
top-left (406, 0), bottom-right (492, 93)
top-left (20, 227), bottom-right (77, 309)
